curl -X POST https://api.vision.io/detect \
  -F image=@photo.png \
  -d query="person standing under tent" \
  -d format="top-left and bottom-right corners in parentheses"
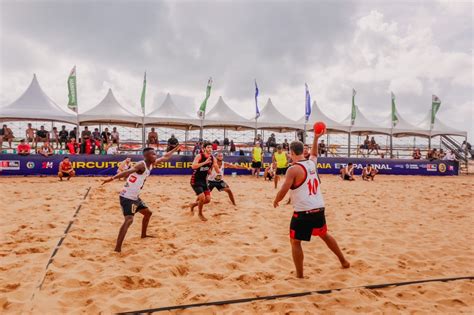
top-left (102, 145), bottom-right (181, 252)
top-left (58, 126), bottom-right (69, 149)
top-left (273, 133), bottom-right (350, 278)
top-left (207, 151), bottom-right (250, 206)
top-left (251, 141), bottom-right (263, 178)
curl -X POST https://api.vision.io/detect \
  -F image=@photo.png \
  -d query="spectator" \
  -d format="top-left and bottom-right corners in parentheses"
top-left (58, 156), bottom-right (75, 181)
top-left (92, 128), bottom-right (102, 152)
top-left (230, 140), bottom-right (236, 153)
top-left (35, 125), bottom-right (49, 146)
top-left (362, 163), bottom-right (378, 181)
top-left (111, 127), bottom-right (120, 146)
top-left (69, 127), bottom-right (77, 140)
top-left (319, 139), bottom-right (327, 156)
top-left (212, 139), bottom-right (219, 151)
top-left (362, 136), bottom-right (370, 151)
top-left (51, 126), bottom-right (60, 149)
top-left (147, 127), bottom-right (158, 147)
top-left (282, 139), bottom-right (289, 152)
top-left (223, 137), bottom-right (230, 150)
top-left (107, 144), bottom-right (119, 155)
top-left (193, 141), bottom-right (202, 156)
top-left (1, 124), bottom-right (14, 149)
top-left (92, 128), bottom-right (101, 141)
top-left (37, 142), bottom-right (54, 157)
top-left (266, 133), bottom-right (276, 153)
top-left (443, 150), bottom-right (457, 161)
top-left (438, 148), bottom-right (446, 160)
top-left (254, 134), bottom-right (263, 145)
top-left (297, 130), bottom-right (305, 142)
top-left (369, 137), bottom-right (380, 155)
top-left (58, 125), bottom-right (69, 149)
top-left (426, 148), bottom-right (438, 161)
top-left (340, 163), bottom-right (355, 181)
top-left (167, 134), bottom-right (179, 152)
top-left (81, 135), bottom-right (94, 154)
top-left (303, 144), bottom-right (310, 159)
top-left (412, 148), bottom-right (421, 159)
top-left (81, 126), bottom-right (92, 142)
top-left (0, 125), bottom-right (4, 149)
top-left (17, 139), bottom-right (31, 156)
top-left (66, 138), bottom-right (79, 155)
top-left (25, 123), bottom-right (36, 144)
top-left (101, 127), bottom-right (111, 144)
top-left (461, 140), bottom-right (472, 158)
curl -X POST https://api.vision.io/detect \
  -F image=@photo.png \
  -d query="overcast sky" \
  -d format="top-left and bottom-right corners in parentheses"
top-left (0, 0), bottom-right (472, 139)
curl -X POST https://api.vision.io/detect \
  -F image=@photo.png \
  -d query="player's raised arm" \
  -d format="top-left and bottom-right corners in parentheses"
top-left (310, 128), bottom-right (325, 163)
top-left (156, 145), bottom-right (181, 163)
top-left (102, 163), bottom-right (144, 185)
top-left (273, 166), bottom-right (297, 208)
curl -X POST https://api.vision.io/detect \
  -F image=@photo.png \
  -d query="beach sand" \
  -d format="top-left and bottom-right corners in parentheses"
top-left (1, 175), bottom-right (473, 314)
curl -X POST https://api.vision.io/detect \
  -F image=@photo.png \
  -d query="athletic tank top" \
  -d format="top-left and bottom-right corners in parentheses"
top-left (120, 161), bottom-right (152, 200)
top-left (290, 160), bottom-right (324, 212)
top-left (191, 153), bottom-right (214, 184)
top-left (252, 147), bottom-right (262, 162)
top-left (61, 161), bottom-right (72, 171)
top-left (208, 160), bottom-right (224, 181)
top-left (274, 152), bottom-right (287, 168)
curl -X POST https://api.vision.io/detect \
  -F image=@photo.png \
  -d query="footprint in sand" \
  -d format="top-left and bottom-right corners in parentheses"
top-left (171, 265), bottom-right (189, 277)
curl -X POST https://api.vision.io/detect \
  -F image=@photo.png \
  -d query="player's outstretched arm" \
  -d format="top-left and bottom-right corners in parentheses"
top-left (102, 164), bottom-right (144, 185)
top-left (273, 166), bottom-right (297, 208)
top-left (310, 129), bottom-right (325, 162)
top-left (224, 162), bottom-right (250, 170)
top-left (156, 145), bottom-right (182, 163)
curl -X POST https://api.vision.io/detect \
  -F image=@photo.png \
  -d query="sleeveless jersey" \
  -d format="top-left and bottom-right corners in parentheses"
top-left (274, 152), bottom-right (288, 168)
top-left (120, 161), bottom-right (152, 200)
top-left (208, 160), bottom-right (224, 181)
top-left (191, 153), bottom-right (214, 184)
top-left (61, 161), bottom-right (72, 171)
top-left (252, 147), bottom-right (262, 162)
top-left (290, 159), bottom-right (324, 212)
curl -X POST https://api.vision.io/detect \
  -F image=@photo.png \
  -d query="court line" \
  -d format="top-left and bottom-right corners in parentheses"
top-left (117, 275), bottom-right (474, 314)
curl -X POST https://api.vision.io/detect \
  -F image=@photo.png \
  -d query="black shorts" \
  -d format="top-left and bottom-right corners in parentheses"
top-left (208, 180), bottom-right (228, 191)
top-left (276, 167), bottom-right (288, 175)
top-left (290, 208), bottom-right (327, 241)
top-left (266, 173), bottom-right (274, 180)
top-left (343, 174), bottom-right (352, 180)
top-left (59, 172), bottom-right (71, 177)
top-left (119, 196), bottom-right (148, 216)
top-left (251, 161), bottom-right (262, 169)
top-left (191, 182), bottom-right (210, 196)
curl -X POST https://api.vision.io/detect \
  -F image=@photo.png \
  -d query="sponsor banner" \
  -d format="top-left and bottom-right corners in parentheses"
top-left (0, 154), bottom-right (459, 176)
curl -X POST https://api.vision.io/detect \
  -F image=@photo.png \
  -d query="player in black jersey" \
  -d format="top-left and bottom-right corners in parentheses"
top-left (189, 141), bottom-right (219, 221)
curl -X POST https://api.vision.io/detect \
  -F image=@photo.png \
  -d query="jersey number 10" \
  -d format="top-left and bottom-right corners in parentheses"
top-left (307, 178), bottom-right (319, 195)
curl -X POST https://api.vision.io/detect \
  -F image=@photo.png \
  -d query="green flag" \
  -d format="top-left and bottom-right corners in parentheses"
top-left (351, 88), bottom-right (356, 125)
top-left (197, 78), bottom-right (212, 119)
top-left (431, 94), bottom-right (441, 125)
top-left (391, 92), bottom-right (398, 127)
top-left (67, 66), bottom-right (77, 112)
top-left (140, 72), bottom-right (146, 114)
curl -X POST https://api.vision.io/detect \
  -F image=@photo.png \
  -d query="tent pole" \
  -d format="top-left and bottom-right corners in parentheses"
top-left (223, 127), bottom-right (226, 147)
top-left (199, 118), bottom-right (204, 140)
top-left (303, 122), bottom-right (307, 144)
top-left (141, 118), bottom-right (146, 149)
top-left (348, 132), bottom-right (351, 157)
top-left (326, 133), bottom-right (329, 157)
top-left (185, 127), bottom-right (189, 154)
top-left (254, 119), bottom-right (257, 140)
top-left (390, 131), bottom-right (393, 158)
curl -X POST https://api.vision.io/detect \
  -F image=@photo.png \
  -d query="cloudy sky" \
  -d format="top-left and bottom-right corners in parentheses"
top-left (0, 0), bottom-right (472, 139)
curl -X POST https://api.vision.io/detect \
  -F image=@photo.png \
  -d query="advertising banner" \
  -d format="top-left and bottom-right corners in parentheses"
top-left (0, 154), bottom-right (458, 176)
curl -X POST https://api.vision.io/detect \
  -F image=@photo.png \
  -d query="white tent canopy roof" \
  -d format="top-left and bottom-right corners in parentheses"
top-left (380, 108), bottom-right (431, 137)
top-left (341, 106), bottom-right (391, 135)
top-left (144, 93), bottom-right (200, 127)
top-left (295, 101), bottom-right (350, 133)
top-left (0, 74), bottom-right (77, 124)
top-left (256, 98), bottom-right (299, 131)
top-left (417, 111), bottom-right (467, 137)
top-left (203, 96), bottom-right (255, 129)
top-left (78, 88), bottom-right (142, 125)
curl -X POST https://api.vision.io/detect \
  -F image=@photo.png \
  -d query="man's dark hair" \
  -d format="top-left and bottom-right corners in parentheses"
top-left (63, 156), bottom-right (69, 160)
top-left (277, 145), bottom-right (282, 150)
top-left (203, 141), bottom-right (212, 148)
top-left (143, 147), bottom-right (155, 154)
top-left (367, 163), bottom-right (371, 167)
top-left (348, 162), bottom-right (353, 166)
top-left (289, 141), bottom-right (304, 155)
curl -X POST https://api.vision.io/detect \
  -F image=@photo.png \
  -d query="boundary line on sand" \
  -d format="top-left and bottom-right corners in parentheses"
top-left (117, 276), bottom-right (474, 314)
top-left (30, 186), bottom-right (92, 301)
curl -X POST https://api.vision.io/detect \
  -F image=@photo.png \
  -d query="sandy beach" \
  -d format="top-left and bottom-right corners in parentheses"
top-left (1, 174), bottom-right (473, 314)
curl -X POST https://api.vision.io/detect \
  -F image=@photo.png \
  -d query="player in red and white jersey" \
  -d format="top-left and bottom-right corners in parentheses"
top-left (102, 145), bottom-right (180, 252)
top-left (273, 130), bottom-right (350, 278)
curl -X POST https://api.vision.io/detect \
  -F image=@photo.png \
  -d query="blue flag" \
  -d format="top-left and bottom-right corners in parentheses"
top-left (305, 83), bottom-right (311, 122)
top-left (255, 80), bottom-right (260, 119)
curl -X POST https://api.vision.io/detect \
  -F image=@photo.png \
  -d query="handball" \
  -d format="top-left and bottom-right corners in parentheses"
top-left (313, 121), bottom-right (327, 135)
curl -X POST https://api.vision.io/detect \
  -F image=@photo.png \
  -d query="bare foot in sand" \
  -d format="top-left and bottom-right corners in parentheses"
top-left (141, 234), bottom-right (156, 239)
top-left (198, 214), bottom-right (208, 222)
top-left (341, 260), bottom-right (350, 268)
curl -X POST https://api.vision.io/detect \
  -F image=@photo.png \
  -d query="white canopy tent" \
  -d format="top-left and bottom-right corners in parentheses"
top-left (0, 74), bottom-right (77, 124)
top-left (295, 101), bottom-right (350, 133)
top-left (381, 109), bottom-right (431, 137)
top-left (144, 93), bottom-right (200, 129)
top-left (255, 98), bottom-right (299, 131)
top-left (341, 106), bottom-right (391, 135)
top-left (417, 112), bottom-right (467, 137)
top-left (78, 88), bottom-right (142, 126)
top-left (203, 96), bottom-right (255, 130)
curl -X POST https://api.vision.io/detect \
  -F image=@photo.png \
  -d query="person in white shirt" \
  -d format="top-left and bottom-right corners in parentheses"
top-left (362, 164), bottom-right (378, 181)
top-left (102, 146), bottom-right (180, 252)
top-left (107, 144), bottom-right (119, 155)
top-left (273, 131), bottom-right (350, 278)
top-left (443, 150), bottom-right (457, 161)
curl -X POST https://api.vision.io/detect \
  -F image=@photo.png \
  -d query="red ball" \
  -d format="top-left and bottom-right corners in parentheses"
top-left (313, 121), bottom-right (327, 135)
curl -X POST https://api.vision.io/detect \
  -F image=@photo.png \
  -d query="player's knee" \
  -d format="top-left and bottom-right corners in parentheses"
top-left (290, 238), bottom-right (301, 247)
top-left (204, 195), bottom-right (211, 203)
top-left (124, 216), bottom-right (134, 225)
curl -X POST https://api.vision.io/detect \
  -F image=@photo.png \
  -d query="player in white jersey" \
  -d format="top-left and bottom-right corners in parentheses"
top-left (102, 146), bottom-right (180, 252)
top-left (208, 151), bottom-right (250, 205)
top-left (273, 131), bottom-right (350, 278)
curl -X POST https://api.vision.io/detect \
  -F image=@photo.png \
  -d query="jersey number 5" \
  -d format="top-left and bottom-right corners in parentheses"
top-left (307, 178), bottom-right (319, 195)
